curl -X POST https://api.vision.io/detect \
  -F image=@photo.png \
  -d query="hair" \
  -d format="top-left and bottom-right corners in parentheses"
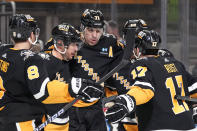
top-left (107, 20), bottom-right (118, 29)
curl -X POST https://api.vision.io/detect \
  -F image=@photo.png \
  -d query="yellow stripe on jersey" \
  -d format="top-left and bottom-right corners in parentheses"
top-left (16, 120), bottom-right (35, 131)
top-left (10, 48), bottom-right (19, 50)
top-left (44, 50), bottom-right (52, 54)
top-left (104, 87), bottom-right (118, 97)
top-left (44, 123), bottom-right (69, 131)
top-left (0, 106), bottom-right (5, 111)
top-left (73, 99), bottom-right (98, 107)
top-left (127, 86), bottom-right (154, 105)
top-left (190, 93), bottom-right (197, 98)
top-left (42, 80), bottom-right (98, 106)
top-left (123, 124), bottom-right (138, 131)
top-left (117, 41), bottom-right (124, 48)
top-left (42, 80), bottom-right (71, 104)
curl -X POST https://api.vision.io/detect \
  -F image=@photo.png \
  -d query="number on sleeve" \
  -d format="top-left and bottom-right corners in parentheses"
top-left (131, 66), bottom-right (147, 79)
top-left (27, 65), bottom-right (39, 80)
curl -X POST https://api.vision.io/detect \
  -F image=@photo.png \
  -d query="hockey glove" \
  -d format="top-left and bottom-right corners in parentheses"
top-left (69, 77), bottom-right (104, 102)
top-left (104, 94), bottom-right (136, 124)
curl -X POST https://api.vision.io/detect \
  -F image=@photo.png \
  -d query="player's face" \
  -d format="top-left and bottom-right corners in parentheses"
top-left (56, 39), bottom-right (66, 53)
top-left (65, 43), bottom-right (78, 60)
top-left (84, 27), bottom-right (103, 46)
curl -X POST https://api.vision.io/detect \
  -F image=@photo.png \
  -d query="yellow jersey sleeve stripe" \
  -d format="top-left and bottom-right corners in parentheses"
top-left (190, 93), bottom-right (197, 98)
top-left (42, 80), bottom-right (70, 104)
top-left (127, 86), bottom-right (154, 105)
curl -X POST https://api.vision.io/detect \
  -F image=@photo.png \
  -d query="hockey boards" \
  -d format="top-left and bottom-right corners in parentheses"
top-left (34, 29), bottom-right (135, 131)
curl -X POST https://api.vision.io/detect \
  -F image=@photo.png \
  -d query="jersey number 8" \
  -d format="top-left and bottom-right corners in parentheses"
top-left (27, 65), bottom-right (40, 80)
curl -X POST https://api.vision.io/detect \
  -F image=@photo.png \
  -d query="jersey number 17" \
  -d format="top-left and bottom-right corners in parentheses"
top-left (165, 75), bottom-right (189, 115)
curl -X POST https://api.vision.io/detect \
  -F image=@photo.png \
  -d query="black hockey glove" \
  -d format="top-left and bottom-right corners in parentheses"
top-left (69, 77), bottom-right (104, 102)
top-left (104, 94), bottom-right (136, 124)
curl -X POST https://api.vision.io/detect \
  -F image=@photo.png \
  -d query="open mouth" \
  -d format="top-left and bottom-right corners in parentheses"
top-left (91, 39), bottom-right (97, 43)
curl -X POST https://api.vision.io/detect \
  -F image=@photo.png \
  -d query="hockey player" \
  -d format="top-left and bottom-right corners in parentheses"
top-left (104, 29), bottom-right (197, 131)
top-left (0, 14), bottom-right (103, 131)
top-left (43, 23), bottom-right (103, 131)
top-left (68, 9), bottom-right (124, 131)
top-left (104, 19), bottom-right (148, 131)
top-left (42, 23), bottom-right (79, 131)
top-left (0, 14), bottom-right (45, 131)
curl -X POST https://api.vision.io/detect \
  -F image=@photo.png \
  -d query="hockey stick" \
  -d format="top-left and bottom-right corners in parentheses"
top-left (175, 95), bottom-right (197, 103)
top-left (34, 96), bottom-right (82, 131)
top-left (34, 29), bottom-right (135, 131)
top-left (98, 29), bottom-right (135, 83)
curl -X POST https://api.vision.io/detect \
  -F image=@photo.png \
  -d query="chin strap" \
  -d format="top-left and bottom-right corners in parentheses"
top-left (54, 44), bottom-right (67, 54)
top-left (54, 44), bottom-right (70, 61)
top-left (28, 37), bottom-right (38, 45)
top-left (28, 28), bottom-right (40, 45)
top-left (133, 50), bottom-right (141, 60)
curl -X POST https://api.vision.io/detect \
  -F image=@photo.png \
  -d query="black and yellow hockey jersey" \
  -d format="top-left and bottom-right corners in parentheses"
top-left (108, 60), bottom-right (139, 129)
top-left (0, 47), bottom-right (72, 123)
top-left (127, 56), bottom-right (196, 130)
top-left (0, 48), bottom-right (45, 123)
top-left (40, 52), bottom-right (71, 125)
top-left (108, 61), bottom-right (134, 95)
top-left (70, 34), bottom-right (124, 107)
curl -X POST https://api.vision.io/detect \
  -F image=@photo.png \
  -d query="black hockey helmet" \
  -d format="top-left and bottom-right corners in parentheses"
top-left (135, 30), bottom-right (161, 55)
top-left (52, 23), bottom-right (81, 47)
top-left (123, 19), bottom-right (147, 36)
top-left (9, 14), bottom-right (39, 42)
top-left (43, 38), bottom-right (54, 52)
top-left (158, 49), bottom-right (174, 57)
top-left (81, 9), bottom-right (104, 28)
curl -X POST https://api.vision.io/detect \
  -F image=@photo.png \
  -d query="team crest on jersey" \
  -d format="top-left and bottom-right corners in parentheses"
top-left (55, 72), bottom-right (65, 82)
top-left (38, 53), bottom-right (50, 60)
top-left (21, 50), bottom-right (35, 61)
top-left (100, 48), bottom-right (108, 55)
top-left (100, 46), bottom-right (113, 57)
